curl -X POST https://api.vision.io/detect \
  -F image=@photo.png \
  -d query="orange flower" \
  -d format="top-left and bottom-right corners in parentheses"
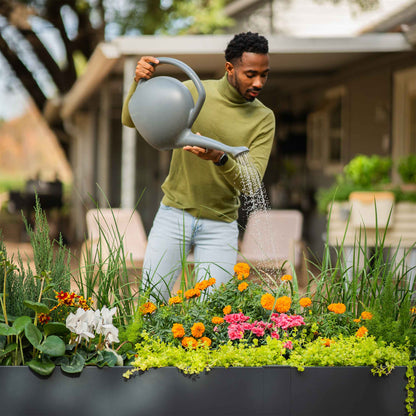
top-left (353, 318), bottom-right (361, 323)
top-left (360, 311), bottom-right (373, 320)
top-left (234, 263), bottom-right (250, 280)
top-left (182, 337), bottom-right (198, 349)
top-left (299, 297), bottom-right (312, 308)
top-left (199, 337), bottom-right (212, 347)
top-left (139, 301), bottom-right (157, 315)
top-left (185, 288), bottom-right (201, 299)
top-left (281, 274), bottom-right (292, 282)
top-left (172, 323), bottom-right (185, 338)
top-left (211, 316), bottom-right (224, 325)
top-left (191, 322), bottom-right (205, 338)
top-left (223, 305), bottom-right (232, 315)
top-left (261, 293), bottom-right (276, 311)
top-left (356, 326), bottom-right (368, 338)
top-left (169, 295), bottom-right (183, 305)
top-left (38, 313), bottom-right (51, 325)
top-left (207, 278), bottom-right (216, 286)
top-left (195, 280), bottom-right (209, 291)
top-left (321, 338), bottom-right (334, 347)
top-left (274, 296), bottom-right (292, 313)
top-left (238, 282), bottom-right (248, 292)
top-left (327, 303), bottom-right (346, 314)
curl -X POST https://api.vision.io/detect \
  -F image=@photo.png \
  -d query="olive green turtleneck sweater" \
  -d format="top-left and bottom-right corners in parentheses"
top-left (121, 73), bottom-right (275, 222)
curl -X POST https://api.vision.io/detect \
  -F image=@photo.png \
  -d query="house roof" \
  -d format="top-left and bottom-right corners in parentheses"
top-left (59, 33), bottom-right (413, 120)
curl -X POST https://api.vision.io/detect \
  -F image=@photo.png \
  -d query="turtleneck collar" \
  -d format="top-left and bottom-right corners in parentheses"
top-left (217, 73), bottom-right (248, 105)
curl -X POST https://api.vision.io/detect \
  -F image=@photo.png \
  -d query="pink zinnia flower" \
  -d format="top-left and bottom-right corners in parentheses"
top-left (283, 340), bottom-right (293, 350)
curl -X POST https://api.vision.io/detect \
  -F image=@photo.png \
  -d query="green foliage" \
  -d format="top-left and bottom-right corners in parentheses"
top-left (398, 155), bottom-right (416, 184)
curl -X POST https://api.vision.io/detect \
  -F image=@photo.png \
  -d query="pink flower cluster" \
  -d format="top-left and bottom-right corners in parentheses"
top-left (224, 312), bottom-right (305, 343)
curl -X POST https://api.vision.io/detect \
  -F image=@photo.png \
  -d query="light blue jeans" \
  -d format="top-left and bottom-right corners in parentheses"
top-left (141, 203), bottom-right (239, 301)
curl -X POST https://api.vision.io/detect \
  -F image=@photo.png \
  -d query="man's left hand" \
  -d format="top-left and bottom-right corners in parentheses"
top-left (183, 146), bottom-right (224, 163)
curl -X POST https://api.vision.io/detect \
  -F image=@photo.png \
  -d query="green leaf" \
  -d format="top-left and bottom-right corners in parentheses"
top-left (60, 353), bottom-right (85, 374)
top-left (43, 322), bottom-right (70, 337)
top-left (96, 350), bottom-right (118, 367)
top-left (0, 323), bottom-right (17, 336)
top-left (0, 342), bottom-right (18, 357)
top-left (24, 322), bottom-right (42, 348)
top-left (23, 300), bottom-right (50, 315)
top-left (27, 357), bottom-right (55, 376)
top-left (12, 316), bottom-right (32, 335)
top-left (38, 336), bottom-right (66, 357)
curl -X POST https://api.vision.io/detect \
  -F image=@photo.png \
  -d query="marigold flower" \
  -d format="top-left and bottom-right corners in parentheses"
top-left (207, 277), bottom-right (216, 286)
top-left (234, 262), bottom-right (250, 280)
top-left (199, 337), bottom-right (212, 347)
top-left (223, 305), bottom-right (232, 315)
top-left (261, 293), bottom-right (275, 311)
top-left (281, 274), bottom-right (292, 281)
top-left (411, 307), bottom-right (416, 314)
top-left (38, 313), bottom-right (51, 325)
top-left (212, 316), bottom-right (224, 325)
top-left (321, 338), bottom-right (334, 347)
top-left (360, 311), bottom-right (373, 320)
top-left (191, 322), bottom-right (205, 338)
top-left (185, 288), bottom-right (201, 299)
top-left (182, 336), bottom-right (198, 349)
top-left (356, 326), bottom-right (368, 338)
top-left (139, 301), bottom-right (157, 315)
top-left (299, 297), bottom-right (312, 308)
top-left (169, 295), bottom-right (183, 305)
top-left (238, 282), bottom-right (248, 292)
top-left (353, 318), bottom-right (361, 323)
top-left (195, 280), bottom-right (209, 291)
top-left (274, 296), bottom-right (292, 313)
top-left (172, 323), bottom-right (185, 338)
top-left (327, 303), bottom-right (346, 314)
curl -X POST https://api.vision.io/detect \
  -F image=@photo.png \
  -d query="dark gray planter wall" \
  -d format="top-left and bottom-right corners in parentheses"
top-left (0, 366), bottom-right (411, 416)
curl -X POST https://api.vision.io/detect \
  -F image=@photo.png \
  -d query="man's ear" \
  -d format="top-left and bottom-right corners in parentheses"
top-left (225, 61), bottom-right (234, 75)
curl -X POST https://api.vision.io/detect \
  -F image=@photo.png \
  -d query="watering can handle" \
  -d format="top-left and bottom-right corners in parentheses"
top-left (149, 57), bottom-right (206, 128)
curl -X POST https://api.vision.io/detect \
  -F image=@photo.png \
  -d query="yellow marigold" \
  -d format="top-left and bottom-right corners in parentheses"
top-left (171, 323), bottom-right (185, 338)
top-left (182, 336), bottom-right (198, 349)
top-left (207, 277), bottom-right (216, 286)
top-left (356, 326), bottom-right (368, 338)
top-left (195, 280), bottom-right (209, 291)
top-left (281, 274), bottom-right (292, 281)
top-left (185, 288), bottom-right (201, 299)
top-left (176, 290), bottom-right (183, 296)
top-left (223, 305), bottom-right (232, 315)
top-left (199, 337), bottom-right (212, 347)
top-left (211, 316), bottom-right (224, 325)
top-left (327, 303), bottom-right (346, 314)
top-left (360, 311), bottom-right (373, 320)
top-left (274, 296), bottom-right (292, 313)
top-left (353, 318), bottom-right (361, 323)
top-left (411, 307), bottom-right (416, 314)
top-left (169, 295), bottom-right (183, 305)
top-left (139, 302), bottom-right (157, 315)
top-left (299, 297), bottom-right (312, 308)
top-left (238, 282), bottom-right (248, 292)
top-left (261, 293), bottom-right (276, 311)
top-left (234, 262), bottom-right (250, 280)
top-left (191, 322), bottom-right (205, 338)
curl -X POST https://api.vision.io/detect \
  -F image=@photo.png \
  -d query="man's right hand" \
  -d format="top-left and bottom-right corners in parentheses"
top-left (134, 56), bottom-right (159, 82)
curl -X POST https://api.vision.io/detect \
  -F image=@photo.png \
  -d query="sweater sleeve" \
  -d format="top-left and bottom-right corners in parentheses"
top-left (121, 81), bottom-right (139, 127)
top-left (219, 111), bottom-right (275, 194)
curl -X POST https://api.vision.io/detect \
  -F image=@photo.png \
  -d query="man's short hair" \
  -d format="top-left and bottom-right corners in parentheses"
top-left (225, 32), bottom-right (269, 63)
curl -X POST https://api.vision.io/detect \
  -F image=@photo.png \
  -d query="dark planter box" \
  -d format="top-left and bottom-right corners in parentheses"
top-left (0, 366), bottom-right (412, 416)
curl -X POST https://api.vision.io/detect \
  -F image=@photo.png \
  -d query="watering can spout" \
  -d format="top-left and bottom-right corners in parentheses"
top-left (178, 130), bottom-right (249, 158)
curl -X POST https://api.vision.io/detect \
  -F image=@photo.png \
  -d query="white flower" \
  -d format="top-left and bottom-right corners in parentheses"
top-left (66, 308), bottom-right (95, 343)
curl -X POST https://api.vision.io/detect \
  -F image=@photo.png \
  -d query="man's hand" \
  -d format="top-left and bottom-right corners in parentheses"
top-left (183, 146), bottom-right (224, 163)
top-left (134, 56), bottom-right (159, 82)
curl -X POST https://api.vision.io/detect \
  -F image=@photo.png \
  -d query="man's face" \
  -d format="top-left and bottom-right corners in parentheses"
top-left (226, 52), bottom-right (270, 102)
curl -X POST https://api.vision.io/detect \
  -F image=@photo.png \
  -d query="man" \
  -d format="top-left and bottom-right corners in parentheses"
top-left (122, 32), bottom-right (275, 301)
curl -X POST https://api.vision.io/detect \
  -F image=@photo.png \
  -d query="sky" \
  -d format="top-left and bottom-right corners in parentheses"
top-left (0, 0), bottom-right (414, 121)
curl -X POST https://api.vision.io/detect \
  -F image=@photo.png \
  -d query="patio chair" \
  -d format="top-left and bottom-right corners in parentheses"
top-left (238, 209), bottom-right (304, 275)
top-left (82, 208), bottom-right (147, 269)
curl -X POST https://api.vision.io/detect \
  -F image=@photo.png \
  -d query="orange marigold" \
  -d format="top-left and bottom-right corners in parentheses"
top-left (172, 323), bottom-right (185, 338)
top-left (238, 282), bottom-right (248, 292)
top-left (195, 280), bottom-right (209, 291)
top-left (223, 305), bottom-right (232, 315)
top-left (299, 297), bottom-right (312, 308)
top-left (207, 277), bottom-right (216, 286)
top-left (185, 288), bottom-right (201, 299)
top-left (360, 311), bottom-right (373, 320)
top-left (274, 296), bottom-right (292, 313)
top-left (281, 274), bottom-right (292, 281)
top-left (356, 326), bottom-right (368, 338)
top-left (169, 295), bottom-right (183, 305)
top-left (234, 262), bottom-right (250, 280)
top-left (321, 338), bottom-right (334, 347)
top-left (199, 337), bottom-right (212, 347)
top-left (353, 318), bottom-right (361, 323)
top-left (327, 303), bottom-right (346, 314)
top-left (191, 322), bottom-right (205, 338)
top-left (139, 301), bottom-right (157, 315)
top-left (261, 293), bottom-right (276, 311)
top-left (182, 336), bottom-right (198, 349)
top-left (212, 316), bottom-right (224, 325)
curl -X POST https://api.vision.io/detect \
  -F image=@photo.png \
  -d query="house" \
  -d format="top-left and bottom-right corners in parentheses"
top-left (54, 1), bottom-right (416, 259)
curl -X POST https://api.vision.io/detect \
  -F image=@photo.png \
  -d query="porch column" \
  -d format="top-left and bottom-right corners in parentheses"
top-left (121, 57), bottom-right (137, 209)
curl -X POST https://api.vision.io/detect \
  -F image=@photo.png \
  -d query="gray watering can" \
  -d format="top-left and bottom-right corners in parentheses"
top-left (128, 57), bottom-right (249, 157)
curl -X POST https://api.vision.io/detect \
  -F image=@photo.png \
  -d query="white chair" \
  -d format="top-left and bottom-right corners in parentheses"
top-left (238, 209), bottom-right (304, 273)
